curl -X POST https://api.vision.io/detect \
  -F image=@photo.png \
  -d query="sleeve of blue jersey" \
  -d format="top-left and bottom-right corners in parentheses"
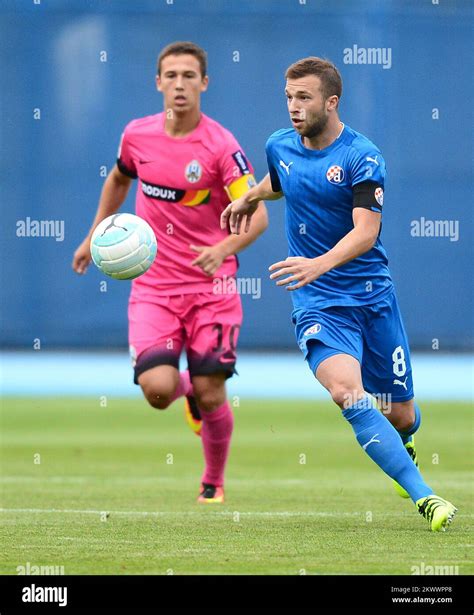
top-left (349, 142), bottom-right (386, 188)
top-left (265, 134), bottom-right (282, 193)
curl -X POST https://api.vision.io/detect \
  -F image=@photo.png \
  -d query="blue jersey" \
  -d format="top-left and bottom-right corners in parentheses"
top-left (265, 124), bottom-right (393, 311)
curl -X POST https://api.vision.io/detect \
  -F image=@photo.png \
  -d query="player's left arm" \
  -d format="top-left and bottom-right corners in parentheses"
top-left (269, 207), bottom-right (380, 290)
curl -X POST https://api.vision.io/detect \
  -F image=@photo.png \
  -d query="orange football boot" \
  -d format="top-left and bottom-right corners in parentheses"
top-left (184, 395), bottom-right (202, 436)
top-left (197, 483), bottom-right (225, 504)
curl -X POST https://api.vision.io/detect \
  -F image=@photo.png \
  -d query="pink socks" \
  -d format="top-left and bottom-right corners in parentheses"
top-left (200, 401), bottom-right (234, 487)
top-left (170, 373), bottom-right (233, 487)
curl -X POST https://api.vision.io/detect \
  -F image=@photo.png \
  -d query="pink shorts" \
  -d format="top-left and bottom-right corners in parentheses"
top-left (128, 291), bottom-right (243, 384)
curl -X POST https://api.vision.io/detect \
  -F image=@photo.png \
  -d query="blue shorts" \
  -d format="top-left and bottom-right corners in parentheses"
top-left (293, 290), bottom-right (414, 402)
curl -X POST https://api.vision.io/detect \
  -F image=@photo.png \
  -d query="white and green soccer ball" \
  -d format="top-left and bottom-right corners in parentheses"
top-left (90, 213), bottom-right (157, 280)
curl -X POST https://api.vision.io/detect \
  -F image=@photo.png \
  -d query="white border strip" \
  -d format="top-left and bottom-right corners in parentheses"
top-left (1, 508), bottom-right (471, 518)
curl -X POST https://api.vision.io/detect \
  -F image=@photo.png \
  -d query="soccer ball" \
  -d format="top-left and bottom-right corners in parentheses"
top-left (90, 213), bottom-right (157, 280)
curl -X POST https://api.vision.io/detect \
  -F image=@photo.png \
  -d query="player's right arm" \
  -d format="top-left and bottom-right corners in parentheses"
top-left (220, 173), bottom-right (283, 235)
top-left (72, 165), bottom-right (133, 274)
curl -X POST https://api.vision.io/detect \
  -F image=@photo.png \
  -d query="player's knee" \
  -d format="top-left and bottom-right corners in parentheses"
top-left (397, 415), bottom-right (415, 432)
top-left (138, 369), bottom-right (180, 411)
top-left (329, 384), bottom-right (364, 409)
top-left (194, 389), bottom-right (225, 413)
top-left (389, 402), bottom-right (415, 432)
top-left (140, 382), bottom-right (175, 410)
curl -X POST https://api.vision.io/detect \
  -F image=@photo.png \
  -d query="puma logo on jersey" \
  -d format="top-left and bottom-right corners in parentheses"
top-left (393, 377), bottom-right (408, 391)
top-left (366, 156), bottom-right (379, 165)
top-left (362, 433), bottom-right (380, 451)
top-left (279, 160), bottom-right (293, 175)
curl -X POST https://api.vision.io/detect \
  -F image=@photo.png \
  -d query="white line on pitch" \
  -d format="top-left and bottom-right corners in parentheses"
top-left (0, 477), bottom-right (313, 485)
top-left (1, 508), bottom-right (472, 518)
top-left (0, 508), bottom-right (360, 517)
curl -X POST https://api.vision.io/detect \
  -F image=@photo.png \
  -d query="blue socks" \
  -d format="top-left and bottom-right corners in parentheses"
top-left (342, 395), bottom-right (432, 502)
top-left (398, 402), bottom-right (421, 444)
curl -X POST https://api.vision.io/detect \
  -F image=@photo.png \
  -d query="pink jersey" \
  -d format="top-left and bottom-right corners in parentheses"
top-left (117, 112), bottom-right (256, 299)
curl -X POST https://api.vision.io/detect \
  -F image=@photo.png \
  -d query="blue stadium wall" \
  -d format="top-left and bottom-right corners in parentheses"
top-left (1, 0), bottom-right (473, 350)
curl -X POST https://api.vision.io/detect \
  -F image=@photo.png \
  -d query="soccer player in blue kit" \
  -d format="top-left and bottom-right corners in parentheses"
top-left (221, 57), bottom-right (457, 531)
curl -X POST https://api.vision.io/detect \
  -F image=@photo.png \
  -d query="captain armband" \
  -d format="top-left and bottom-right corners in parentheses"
top-left (352, 181), bottom-right (384, 213)
top-left (225, 174), bottom-right (258, 201)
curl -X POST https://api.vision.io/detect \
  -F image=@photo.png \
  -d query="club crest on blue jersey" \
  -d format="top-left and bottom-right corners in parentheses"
top-left (185, 160), bottom-right (202, 183)
top-left (326, 165), bottom-right (345, 184)
top-left (304, 323), bottom-right (321, 336)
top-left (375, 187), bottom-right (384, 206)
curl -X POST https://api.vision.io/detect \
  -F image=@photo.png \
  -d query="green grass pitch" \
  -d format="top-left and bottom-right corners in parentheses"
top-left (1, 397), bottom-right (472, 575)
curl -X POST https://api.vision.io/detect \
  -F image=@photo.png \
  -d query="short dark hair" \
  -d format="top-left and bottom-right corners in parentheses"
top-left (157, 41), bottom-right (207, 77)
top-left (285, 56), bottom-right (342, 101)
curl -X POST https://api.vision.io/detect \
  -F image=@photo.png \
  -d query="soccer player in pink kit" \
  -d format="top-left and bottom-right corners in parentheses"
top-left (73, 42), bottom-right (268, 503)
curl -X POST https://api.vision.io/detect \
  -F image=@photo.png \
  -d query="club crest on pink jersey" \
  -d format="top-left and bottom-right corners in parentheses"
top-left (185, 160), bottom-right (202, 183)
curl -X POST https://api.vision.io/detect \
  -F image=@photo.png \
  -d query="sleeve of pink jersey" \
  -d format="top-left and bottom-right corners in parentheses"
top-left (116, 124), bottom-right (138, 179)
top-left (218, 132), bottom-right (255, 188)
